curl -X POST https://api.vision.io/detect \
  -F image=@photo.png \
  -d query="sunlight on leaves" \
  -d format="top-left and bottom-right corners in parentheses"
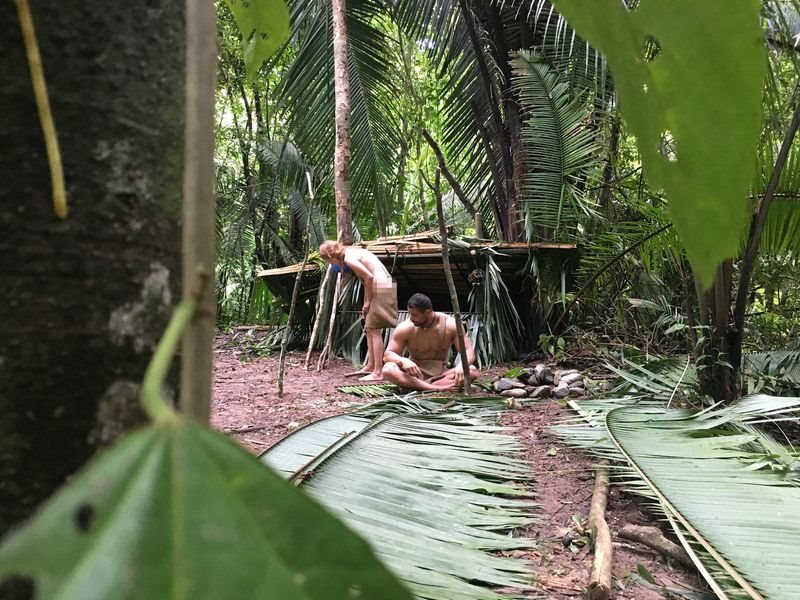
top-left (551, 0), bottom-right (766, 287)
top-left (0, 419), bottom-right (413, 600)
top-left (223, 0), bottom-right (290, 79)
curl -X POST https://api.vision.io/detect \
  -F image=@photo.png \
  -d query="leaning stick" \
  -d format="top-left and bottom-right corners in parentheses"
top-left (588, 461), bottom-right (612, 600)
top-left (304, 265), bottom-right (333, 369)
top-left (423, 166), bottom-right (471, 395)
top-left (317, 271), bottom-right (342, 371)
top-left (279, 172), bottom-right (315, 397)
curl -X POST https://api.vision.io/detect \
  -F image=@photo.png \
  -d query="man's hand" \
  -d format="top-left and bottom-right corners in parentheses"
top-left (361, 302), bottom-right (370, 319)
top-left (398, 357), bottom-right (422, 378)
top-left (452, 365), bottom-right (466, 386)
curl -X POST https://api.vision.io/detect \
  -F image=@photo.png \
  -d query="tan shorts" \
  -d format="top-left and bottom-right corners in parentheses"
top-left (365, 280), bottom-right (398, 329)
top-left (415, 359), bottom-right (446, 381)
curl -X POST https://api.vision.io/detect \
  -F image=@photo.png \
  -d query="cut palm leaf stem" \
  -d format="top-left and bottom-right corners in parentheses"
top-left (317, 271), bottom-right (342, 371)
top-left (15, 0), bottom-right (67, 219)
top-left (663, 507), bottom-right (731, 600)
top-left (604, 409), bottom-right (764, 600)
top-left (588, 461), bottom-right (611, 600)
top-left (279, 171), bottom-right (315, 396)
top-left (305, 265), bottom-right (333, 369)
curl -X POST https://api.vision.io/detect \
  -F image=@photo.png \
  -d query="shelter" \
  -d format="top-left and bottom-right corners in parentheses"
top-left (257, 230), bottom-right (577, 314)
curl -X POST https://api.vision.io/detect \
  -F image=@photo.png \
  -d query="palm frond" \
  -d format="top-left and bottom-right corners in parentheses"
top-left (512, 51), bottom-right (602, 241)
top-left (260, 407), bottom-right (538, 599)
top-left (607, 401), bottom-right (800, 600)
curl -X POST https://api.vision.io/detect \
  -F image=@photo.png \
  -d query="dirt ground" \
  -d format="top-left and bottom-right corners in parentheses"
top-left (211, 335), bottom-right (705, 599)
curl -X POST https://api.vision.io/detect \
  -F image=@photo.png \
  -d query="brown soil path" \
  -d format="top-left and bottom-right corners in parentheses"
top-left (211, 337), bottom-right (704, 599)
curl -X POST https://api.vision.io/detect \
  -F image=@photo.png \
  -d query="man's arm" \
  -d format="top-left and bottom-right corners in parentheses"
top-left (384, 325), bottom-right (423, 378)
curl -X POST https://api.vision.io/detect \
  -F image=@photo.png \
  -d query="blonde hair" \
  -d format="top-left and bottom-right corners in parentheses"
top-left (319, 240), bottom-right (345, 260)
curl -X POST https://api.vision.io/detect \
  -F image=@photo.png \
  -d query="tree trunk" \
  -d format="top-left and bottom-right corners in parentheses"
top-left (0, 1), bottom-right (184, 533)
top-left (332, 0), bottom-right (353, 244)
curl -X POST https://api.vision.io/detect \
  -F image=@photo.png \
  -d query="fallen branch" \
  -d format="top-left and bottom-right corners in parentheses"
top-left (225, 425), bottom-right (268, 434)
top-left (588, 461), bottom-right (612, 600)
top-left (618, 524), bottom-right (693, 568)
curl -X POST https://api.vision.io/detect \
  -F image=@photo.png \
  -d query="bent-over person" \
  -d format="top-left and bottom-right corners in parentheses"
top-left (319, 240), bottom-right (398, 382)
top-left (382, 293), bottom-right (479, 391)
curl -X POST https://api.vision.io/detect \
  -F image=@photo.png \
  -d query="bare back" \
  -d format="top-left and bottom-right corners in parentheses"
top-left (343, 247), bottom-right (392, 283)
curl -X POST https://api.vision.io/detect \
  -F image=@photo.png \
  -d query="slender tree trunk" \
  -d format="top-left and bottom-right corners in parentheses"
top-left (0, 1), bottom-right (184, 532)
top-left (332, 0), bottom-right (353, 244)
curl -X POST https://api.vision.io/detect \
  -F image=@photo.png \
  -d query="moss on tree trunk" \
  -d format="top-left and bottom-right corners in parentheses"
top-left (0, 1), bottom-right (185, 533)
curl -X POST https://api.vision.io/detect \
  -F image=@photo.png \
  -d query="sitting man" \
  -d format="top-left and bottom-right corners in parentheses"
top-left (382, 293), bottom-right (479, 391)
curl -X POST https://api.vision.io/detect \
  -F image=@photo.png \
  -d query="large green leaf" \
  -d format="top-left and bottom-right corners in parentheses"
top-left (0, 418), bottom-right (413, 600)
top-left (224, 0), bottom-right (290, 79)
top-left (551, 0), bottom-right (766, 286)
top-left (262, 407), bottom-right (538, 599)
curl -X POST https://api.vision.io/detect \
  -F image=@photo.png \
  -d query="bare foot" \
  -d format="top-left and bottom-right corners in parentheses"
top-left (344, 367), bottom-right (373, 378)
top-left (359, 373), bottom-right (384, 383)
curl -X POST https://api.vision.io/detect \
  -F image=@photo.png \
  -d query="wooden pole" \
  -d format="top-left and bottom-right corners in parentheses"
top-left (588, 461), bottom-right (612, 600)
top-left (278, 172), bottom-right (315, 397)
top-left (424, 167), bottom-right (471, 395)
top-left (317, 271), bottom-right (342, 371)
top-left (180, 0), bottom-right (217, 422)
top-left (304, 265), bottom-right (333, 369)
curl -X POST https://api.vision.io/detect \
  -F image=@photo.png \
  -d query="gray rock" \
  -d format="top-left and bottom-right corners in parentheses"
top-left (553, 382), bottom-right (570, 398)
top-left (542, 373), bottom-right (554, 385)
top-left (553, 372), bottom-right (561, 386)
top-left (491, 375), bottom-right (501, 383)
top-left (526, 374), bottom-right (540, 386)
top-left (568, 387), bottom-right (584, 397)
top-left (494, 377), bottom-right (515, 392)
top-left (511, 380), bottom-right (527, 389)
top-left (568, 379), bottom-right (585, 389)
top-left (561, 372), bottom-right (583, 385)
top-left (517, 368), bottom-right (534, 380)
top-left (534, 364), bottom-right (547, 380)
top-left (530, 385), bottom-right (551, 398)
top-left (560, 369), bottom-right (580, 376)
top-left (502, 388), bottom-right (528, 398)
top-left (524, 385), bottom-right (535, 394)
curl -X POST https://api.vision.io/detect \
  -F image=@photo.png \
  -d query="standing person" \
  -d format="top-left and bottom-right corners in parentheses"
top-left (319, 241), bottom-right (398, 381)
top-left (382, 293), bottom-right (479, 391)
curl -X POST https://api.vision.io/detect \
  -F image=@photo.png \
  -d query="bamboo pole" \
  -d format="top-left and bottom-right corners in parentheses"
top-left (278, 172), bottom-right (315, 397)
top-left (180, 0), bottom-right (217, 422)
top-left (317, 271), bottom-right (342, 371)
top-left (588, 461), bottom-right (612, 600)
top-left (304, 265), bottom-right (333, 369)
top-left (424, 167), bottom-right (471, 395)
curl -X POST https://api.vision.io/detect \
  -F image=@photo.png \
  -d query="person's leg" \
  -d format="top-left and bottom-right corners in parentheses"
top-left (359, 328), bottom-right (385, 381)
top-left (429, 365), bottom-right (481, 391)
top-left (382, 363), bottom-right (443, 391)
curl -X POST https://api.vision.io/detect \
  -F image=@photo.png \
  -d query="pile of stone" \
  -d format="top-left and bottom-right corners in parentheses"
top-left (492, 364), bottom-right (585, 399)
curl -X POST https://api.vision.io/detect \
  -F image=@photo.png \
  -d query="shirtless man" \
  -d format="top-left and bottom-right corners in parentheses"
top-left (319, 240), bottom-right (398, 382)
top-left (382, 293), bottom-right (479, 391)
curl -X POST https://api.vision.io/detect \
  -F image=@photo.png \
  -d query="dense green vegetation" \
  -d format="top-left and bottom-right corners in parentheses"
top-left (216, 0), bottom-right (800, 402)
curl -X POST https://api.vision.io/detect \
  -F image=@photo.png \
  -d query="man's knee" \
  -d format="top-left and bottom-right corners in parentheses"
top-left (382, 362), bottom-right (401, 380)
top-left (469, 365), bottom-right (480, 378)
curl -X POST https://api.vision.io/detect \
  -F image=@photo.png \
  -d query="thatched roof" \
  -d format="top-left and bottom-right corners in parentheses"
top-left (257, 230), bottom-right (577, 308)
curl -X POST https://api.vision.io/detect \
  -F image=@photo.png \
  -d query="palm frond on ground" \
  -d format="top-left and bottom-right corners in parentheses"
top-left (552, 394), bottom-right (800, 599)
top-left (260, 402), bottom-right (538, 599)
